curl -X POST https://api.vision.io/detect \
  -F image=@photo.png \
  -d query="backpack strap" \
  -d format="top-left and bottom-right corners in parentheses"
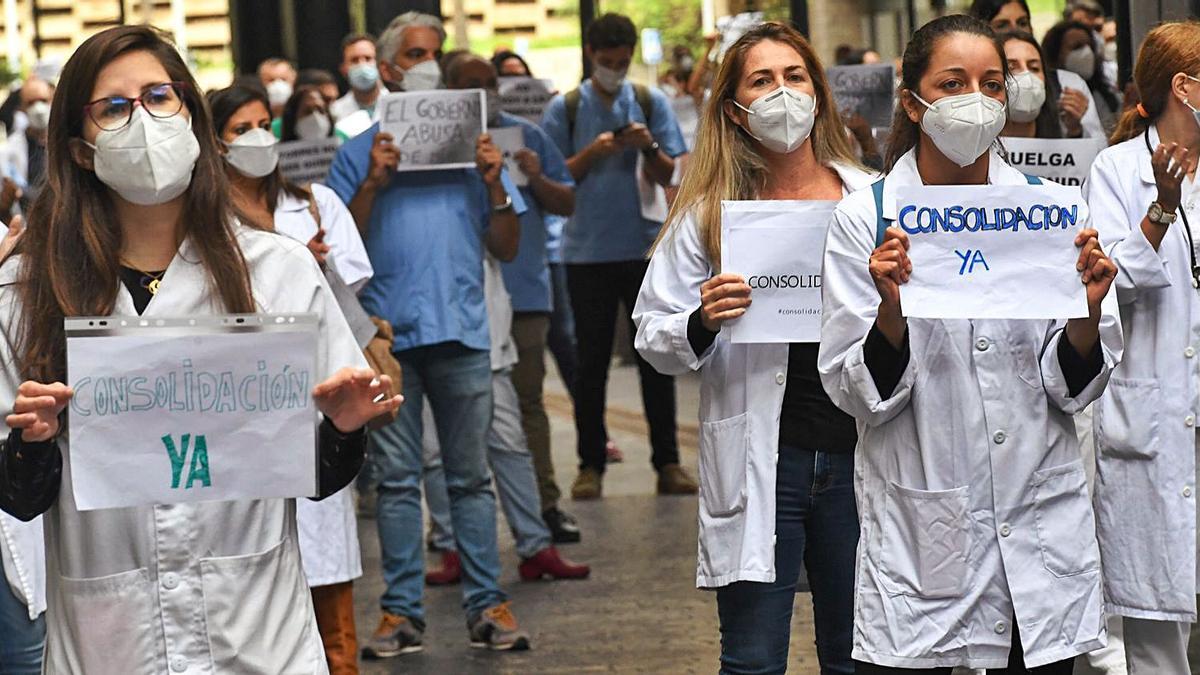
top-left (564, 87), bottom-right (582, 150)
top-left (871, 177), bottom-right (890, 248)
top-left (1024, 173), bottom-right (1043, 185)
top-left (632, 83), bottom-right (654, 127)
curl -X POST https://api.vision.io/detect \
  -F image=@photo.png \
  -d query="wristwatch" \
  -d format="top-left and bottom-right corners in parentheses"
top-left (641, 141), bottom-right (661, 158)
top-left (1148, 201), bottom-right (1178, 226)
top-left (492, 195), bottom-right (514, 213)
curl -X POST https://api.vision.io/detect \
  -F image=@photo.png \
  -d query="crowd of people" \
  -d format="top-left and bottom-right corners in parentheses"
top-left (0, 1), bottom-right (1195, 674)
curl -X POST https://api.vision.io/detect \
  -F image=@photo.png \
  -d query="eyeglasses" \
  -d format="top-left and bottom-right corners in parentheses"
top-left (83, 82), bottom-right (187, 131)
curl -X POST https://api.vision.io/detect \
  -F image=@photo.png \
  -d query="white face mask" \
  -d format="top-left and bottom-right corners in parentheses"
top-left (348, 62), bottom-right (379, 92)
top-left (399, 59), bottom-right (441, 92)
top-left (266, 78), bottom-right (293, 107)
top-left (912, 91), bottom-right (1007, 167)
top-left (223, 128), bottom-right (279, 178)
top-left (1006, 71), bottom-right (1047, 123)
top-left (732, 86), bottom-right (817, 155)
top-left (295, 113), bottom-right (331, 140)
top-left (592, 64), bottom-right (627, 94)
top-left (1064, 46), bottom-right (1096, 80)
top-left (1185, 75), bottom-right (1200, 132)
top-left (85, 107), bottom-right (201, 205)
top-left (25, 101), bottom-right (51, 131)
top-left (1102, 40), bottom-right (1117, 63)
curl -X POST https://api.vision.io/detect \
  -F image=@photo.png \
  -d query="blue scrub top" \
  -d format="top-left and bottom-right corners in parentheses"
top-left (540, 80), bottom-right (686, 264)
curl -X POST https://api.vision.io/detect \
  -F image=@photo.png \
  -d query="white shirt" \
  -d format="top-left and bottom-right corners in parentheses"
top-left (634, 162), bottom-right (876, 588)
top-left (819, 149), bottom-right (1122, 669)
top-left (329, 88), bottom-right (380, 123)
top-left (273, 183), bottom-right (373, 293)
top-left (1085, 124), bottom-right (1200, 622)
top-left (0, 226), bottom-right (366, 674)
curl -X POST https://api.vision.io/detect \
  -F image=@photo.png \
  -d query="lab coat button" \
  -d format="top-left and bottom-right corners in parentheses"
top-left (975, 338), bottom-right (990, 352)
top-left (1185, 486), bottom-right (1193, 498)
top-left (993, 430), bottom-right (1007, 444)
top-left (775, 373), bottom-right (786, 385)
top-left (994, 621), bottom-right (1007, 634)
top-left (170, 656), bottom-right (188, 672)
top-left (161, 572), bottom-right (179, 590)
top-left (1187, 347), bottom-right (1196, 359)
top-left (1187, 415), bottom-right (1196, 428)
top-left (999, 523), bottom-right (1011, 537)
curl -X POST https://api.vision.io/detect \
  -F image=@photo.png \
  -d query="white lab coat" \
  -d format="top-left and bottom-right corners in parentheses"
top-left (274, 183), bottom-right (373, 294)
top-left (1056, 70), bottom-right (1106, 140)
top-left (634, 162), bottom-right (876, 588)
top-left (1085, 124), bottom-right (1200, 622)
top-left (0, 225), bottom-right (367, 674)
top-left (819, 149), bottom-right (1123, 669)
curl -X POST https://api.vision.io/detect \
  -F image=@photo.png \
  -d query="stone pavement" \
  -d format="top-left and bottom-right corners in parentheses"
top-left (354, 362), bottom-right (820, 673)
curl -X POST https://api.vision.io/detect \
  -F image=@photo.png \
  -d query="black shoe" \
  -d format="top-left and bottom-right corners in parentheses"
top-left (543, 506), bottom-right (582, 544)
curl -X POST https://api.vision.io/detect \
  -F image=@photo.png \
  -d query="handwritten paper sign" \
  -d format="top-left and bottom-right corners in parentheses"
top-left (827, 64), bottom-right (895, 129)
top-left (1002, 137), bottom-right (1107, 187)
top-left (279, 138), bottom-right (340, 186)
top-left (490, 126), bottom-right (528, 187)
top-left (896, 184), bottom-right (1089, 320)
top-left (497, 77), bottom-right (555, 124)
top-left (378, 89), bottom-right (485, 171)
top-left (721, 200), bottom-right (837, 343)
top-left (65, 315), bottom-right (320, 511)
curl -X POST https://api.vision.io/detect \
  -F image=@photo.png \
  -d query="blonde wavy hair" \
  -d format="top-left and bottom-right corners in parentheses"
top-left (651, 22), bottom-right (863, 267)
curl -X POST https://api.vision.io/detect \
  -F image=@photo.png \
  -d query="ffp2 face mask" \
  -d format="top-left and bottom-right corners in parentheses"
top-left (1006, 71), bottom-right (1047, 124)
top-left (912, 91), bottom-right (1007, 167)
top-left (85, 107), bottom-right (201, 205)
top-left (732, 87), bottom-right (817, 155)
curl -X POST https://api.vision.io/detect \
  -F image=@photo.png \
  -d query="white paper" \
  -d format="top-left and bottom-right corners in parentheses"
top-left (378, 89), bottom-right (486, 171)
top-left (490, 126), bottom-right (528, 187)
top-left (497, 77), bottom-right (555, 123)
top-left (278, 137), bottom-right (340, 186)
top-left (66, 316), bottom-right (320, 511)
top-left (896, 184), bottom-right (1089, 320)
top-left (1001, 136), bottom-right (1107, 188)
top-left (670, 96), bottom-right (700, 151)
top-left (637, 153), bottom-right (669, 223)
top-left (721, 200), bottom-right (838, 343)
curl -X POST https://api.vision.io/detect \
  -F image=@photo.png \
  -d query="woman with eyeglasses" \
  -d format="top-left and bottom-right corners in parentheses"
top-left (0, 25), bottom-right (400, 674)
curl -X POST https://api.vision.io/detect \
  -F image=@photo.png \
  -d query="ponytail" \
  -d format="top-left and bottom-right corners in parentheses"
top-left (1108, 21), bottom-right (1200, 146)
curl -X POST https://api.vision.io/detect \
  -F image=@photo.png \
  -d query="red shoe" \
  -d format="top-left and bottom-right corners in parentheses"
top-left (425, 550), bottom-right (461, 585)
top-left (605, 440), bottom-right (625, 463)
top-left (519, 546), bottom-right (591, 581)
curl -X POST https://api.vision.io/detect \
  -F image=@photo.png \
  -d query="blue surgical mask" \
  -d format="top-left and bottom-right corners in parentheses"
top-left (348, 62), bottom-right (379, 92)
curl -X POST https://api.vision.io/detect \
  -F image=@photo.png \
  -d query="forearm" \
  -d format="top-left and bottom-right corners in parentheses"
top-left (1139, 216), bottom-right (1168, 252)
top-left (644, 150), bottom-right (675, 187)
top-left (312, 417), bottom-right (367, 501)
top-left (0, 429), bottom-right (61, 521)
top-left (1064, 314), bottom-right (1102, 362)
top-left (529, 174), bottom-right (575, 216)
top-left (485, 181), bottom-right (520, 261)
top-left (348, 184), bottom-right (379, 237)
top-left (566, 147), bottom-right (597, 183)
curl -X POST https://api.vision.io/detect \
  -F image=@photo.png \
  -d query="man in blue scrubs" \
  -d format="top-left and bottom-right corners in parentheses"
top-left (540, 13), bottom-right (698, 500)
top-left (326, 11), bottom-right (531, 659)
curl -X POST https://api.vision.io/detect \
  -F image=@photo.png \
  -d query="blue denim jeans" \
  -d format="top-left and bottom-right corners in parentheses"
top-left (716, 446), bottom-right (858, 675)
top-left (371, 342), bottom-right (506, 626)
top-left (0, 576), bottom-right (44, 675)
top-left (424, 368), bottom-right (553, 559)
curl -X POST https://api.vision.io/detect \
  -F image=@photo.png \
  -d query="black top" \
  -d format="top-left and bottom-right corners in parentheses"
top-left (118, 265), bottom-right (163, 315)
top-left (687, 309), bottom-right (858, 453)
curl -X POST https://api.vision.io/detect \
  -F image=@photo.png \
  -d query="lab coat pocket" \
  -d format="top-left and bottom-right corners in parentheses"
top-left (880, 482), bottom-right (970, 599)
top-left (1032, 462), bottom-right (1101, 578)
top-left (1096, 378), bottom-right (1161, 459)
top-left (200, 538), bottom-right (324, 674)
top-left (698, 413), bottom-right (750, 517)
top-left (54, 567), bottom-right (159, 675)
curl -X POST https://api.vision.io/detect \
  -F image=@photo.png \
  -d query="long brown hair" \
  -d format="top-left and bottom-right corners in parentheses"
top-left (1110, 21), bottom-right (1200, 145)
top-left (16, 25), bottom-right (255, 382)
top-left (655, 22), bottom-right (862, 266)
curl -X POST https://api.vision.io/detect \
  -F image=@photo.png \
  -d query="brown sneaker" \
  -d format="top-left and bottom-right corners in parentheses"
top-left (657, 464), bottom-right (699, 495)
top-left (571, 468), bottom-right (603, 500)
top-left (468, 601), bottom-right (531, 651)
top-left (361, 612), bottom-right (423, 659)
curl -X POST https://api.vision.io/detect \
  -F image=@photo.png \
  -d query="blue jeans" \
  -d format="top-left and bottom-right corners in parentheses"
top-left (424, 368), bottom-right (553, 559)
top-left (716, 446), bottom-right (858, 675)
top-left (0, 574), bottom-right (44, 675)
top-left (372, 342), bottom-right (506, 625)
top-left (546, 262), bottom-right (578, 398)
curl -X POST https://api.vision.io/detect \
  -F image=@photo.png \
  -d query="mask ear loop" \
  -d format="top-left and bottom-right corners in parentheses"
top-left (728, 98), bottom-right (764, 142)
top-left (1183, 74), bottom-right (1200, 114)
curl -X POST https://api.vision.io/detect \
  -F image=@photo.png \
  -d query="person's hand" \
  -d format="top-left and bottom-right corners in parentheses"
top-left (364, 132), bottom-right (400, 191)
top-left (0, 178), bottom-right (20, 215)
top-left (587, 131), bottom-right (622, 160)
top-left (6, 382), bottom-right (73, 443)
top-left (704, 32), bottom-right (720, 49)
top-left (619, 122), bottom-right (655, 151)
top-left (312, 368), bottom-right (403, 433)
top-left (0, 215), bottom-right (24, 260)
top-left (869, 227), bottom-right (911, 311)
top-left (306, 227), bottom-right (330, 268)
top-left (1058, 88), bottom-right (1089, 137)
top-left (1151, 141), bottom-right (1193, 214)
top-left (514, 148), bottom-right (542, 180)
top-left (476, 133), bottom-right (503, 185)
top-left (699, 273), bottom-right (752, 331)
top-left (1074, 228), bottom-right (1117, 316)
top-left (845, 113), bottom-right (872, 141)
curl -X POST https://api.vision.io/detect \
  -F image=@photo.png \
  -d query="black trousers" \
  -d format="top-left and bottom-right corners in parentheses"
top-left (853, 620), bottom-right (1075, 675)
top-left (565, 260), bottom-right (678, 473)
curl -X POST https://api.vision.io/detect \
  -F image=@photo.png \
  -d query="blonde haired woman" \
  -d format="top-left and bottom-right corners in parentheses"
top-left (634, 22), bottom-right (873, 674)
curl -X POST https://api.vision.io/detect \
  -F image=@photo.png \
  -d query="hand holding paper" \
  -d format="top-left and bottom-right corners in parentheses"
top-left (313, 367), bottom-right (403, 433)
top-left (700, 273), bottom-right (752, 332)
top-left (6, 381), bottom-right (73, 443)
top-left (476, 133), bottom-right (503, 185)
top-left (1073, 227), bottom-right (1117, 315)
top-left (869, 227), bottom-right (912, 349)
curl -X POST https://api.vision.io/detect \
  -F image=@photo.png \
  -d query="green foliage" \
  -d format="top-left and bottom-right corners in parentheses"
top-left (601, 0), bottom-right (703, 69)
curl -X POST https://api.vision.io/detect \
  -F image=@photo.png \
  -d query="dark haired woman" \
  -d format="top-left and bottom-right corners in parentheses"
top-left (1001, 32), bottom-right (1067, 139)
top-left (1043, 20), bottom-right (1121, 134)
top-left (819, 14), bottom-right (1119, 674)
top-left (0, 25), bottom-right (400, 673)
top-left (209, 82), bottom-right (375, 675)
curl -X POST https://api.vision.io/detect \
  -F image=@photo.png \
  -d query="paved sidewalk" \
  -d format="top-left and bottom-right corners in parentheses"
top-left (355, 362), bottom-right (820, 673)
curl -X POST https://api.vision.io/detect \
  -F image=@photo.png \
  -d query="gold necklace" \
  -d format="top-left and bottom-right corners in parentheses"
top-left (121, 260), bottom-right (166, 295)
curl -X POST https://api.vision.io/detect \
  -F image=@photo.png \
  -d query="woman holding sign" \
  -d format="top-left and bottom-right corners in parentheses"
top-left (1084, 20), bottom-right (1200, 675)
top-left (0, 25), bottom-right (401, 674)
top-left (634, 22), bottom-right (874, 674)
top-left (819, 15), bottom-right (1120, 673)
